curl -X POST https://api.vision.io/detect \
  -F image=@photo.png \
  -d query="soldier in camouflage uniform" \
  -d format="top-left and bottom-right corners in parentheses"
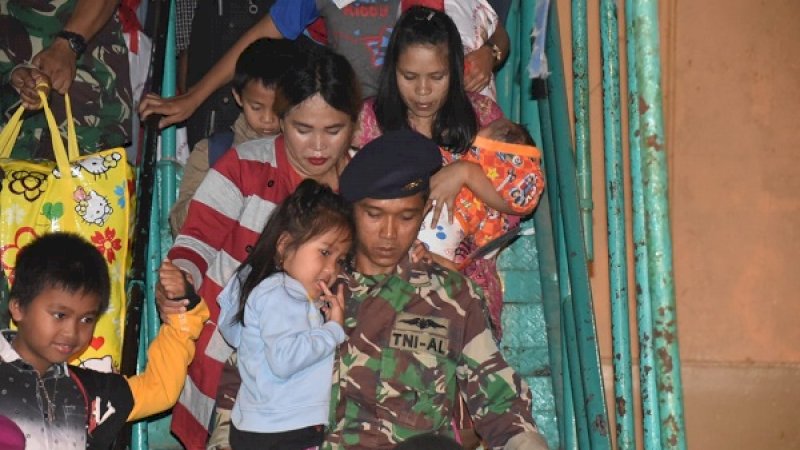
top-left (0, 0), bottom-right (132, 160)
top-left (331, 130), bottom-right (548, 449)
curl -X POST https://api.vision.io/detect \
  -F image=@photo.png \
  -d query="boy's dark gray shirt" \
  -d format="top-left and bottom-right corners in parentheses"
top-left (0, 330), bottom-right (134, 450)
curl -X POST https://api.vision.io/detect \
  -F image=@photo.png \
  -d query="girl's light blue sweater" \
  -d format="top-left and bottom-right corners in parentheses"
top-left (218, 271), bottom-right (346, 433)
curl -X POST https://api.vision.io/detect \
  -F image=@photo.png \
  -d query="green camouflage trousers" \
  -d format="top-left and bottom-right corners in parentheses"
top-left (0, 0), bottom-right (132, 160)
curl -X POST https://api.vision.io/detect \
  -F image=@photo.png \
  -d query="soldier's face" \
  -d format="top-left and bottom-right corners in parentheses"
top-left (353, 194), bottom-right (426, 275)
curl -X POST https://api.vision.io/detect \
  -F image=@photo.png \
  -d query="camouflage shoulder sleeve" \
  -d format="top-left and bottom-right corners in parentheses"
top-left (454, 276), bottom-right (544, 447)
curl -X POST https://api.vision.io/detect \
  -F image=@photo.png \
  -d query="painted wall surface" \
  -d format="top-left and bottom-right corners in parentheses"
top-left (553, 0), bottom-right (800, 447)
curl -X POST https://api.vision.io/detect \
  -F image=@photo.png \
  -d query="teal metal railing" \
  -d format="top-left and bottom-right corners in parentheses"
top-left (599, 0), bottom-right (636, 448)
top-left (127, 0), bottom-right (183, 449)
top-left (498, 0), bottom-right (686, 448)
top-left (628, 1), bottom-right (687, 448)
top-left (624, 0), bottom-right (661, 448)
top-left (571, 0), bottom-right (594, 261)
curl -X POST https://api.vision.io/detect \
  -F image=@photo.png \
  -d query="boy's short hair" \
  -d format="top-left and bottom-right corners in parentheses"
top-left (232, 38), bottom-right (300, 94)
top-left (9, 232), bottom-right (110, 312)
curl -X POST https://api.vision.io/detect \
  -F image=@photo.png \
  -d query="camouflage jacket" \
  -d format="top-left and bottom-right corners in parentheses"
top-left (324, 256), bottom-right (546, 449)
top-left (0, 0), bottom-right (132, 159)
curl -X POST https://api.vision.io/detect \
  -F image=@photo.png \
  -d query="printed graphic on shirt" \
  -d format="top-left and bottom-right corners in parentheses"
top-left (319, 0), bottom-right (401, 95)
top-left (88, 395), bottom-right (119, 433)
top-left (390, 312), bottom-right (450, 356)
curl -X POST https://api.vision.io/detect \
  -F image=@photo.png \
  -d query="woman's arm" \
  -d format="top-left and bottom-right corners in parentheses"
top-left (431, 160), bottom-right (516, 219)
top-left (464, 21), bottom-right (510, 93)
top-left (139, 0), bottom-right (322, 128)
top-left (138, 14), bottom-right (283, 128)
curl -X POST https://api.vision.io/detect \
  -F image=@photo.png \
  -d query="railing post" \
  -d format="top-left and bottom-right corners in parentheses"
top-left (631, 1), bottom-right (687, 448)
top-left (544, 2), bottom-right (612, 448)
top-left (571, 0), bottom-right (594, 261)
top-left (599, 0), bottom-right (636, 448)
top-left (624, 0), bottom-right (662, 448)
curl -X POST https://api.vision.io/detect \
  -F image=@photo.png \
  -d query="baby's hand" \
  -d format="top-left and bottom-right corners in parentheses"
top-left (409, 239), bottom-right (431, 264)
top-left (319, 281), bottom-right (345, 326)
top-left (156, 260), bottom-right (192, 319)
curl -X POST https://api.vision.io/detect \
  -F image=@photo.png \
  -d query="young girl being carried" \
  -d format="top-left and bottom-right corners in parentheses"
top-left (216, 179), bottom-right (354, 450)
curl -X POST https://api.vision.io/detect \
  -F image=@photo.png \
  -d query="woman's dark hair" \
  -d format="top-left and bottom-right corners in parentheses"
top-left (10, 232), bottom-right (110, 313)
top-left (233, 179), bottom-right (354, 325)
top-left (375, 6), bottom-right (477, 154)
top-left (273, 45), bottom-right (362, 122)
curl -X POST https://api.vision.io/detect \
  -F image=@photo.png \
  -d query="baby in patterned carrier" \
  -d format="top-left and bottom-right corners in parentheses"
top-left (418, 117), bottom-right (544, 265)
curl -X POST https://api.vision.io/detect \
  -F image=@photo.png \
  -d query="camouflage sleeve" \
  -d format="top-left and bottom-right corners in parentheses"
top-left (455, 279), bottom-right (544, 448)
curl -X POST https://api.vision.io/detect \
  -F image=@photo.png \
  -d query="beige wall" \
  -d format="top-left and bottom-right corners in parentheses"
top-left (554, 0), bottom-right (800, 447)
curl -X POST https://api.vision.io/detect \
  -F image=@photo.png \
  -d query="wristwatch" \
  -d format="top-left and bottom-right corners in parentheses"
top-left (56, 30), bottom-right (88, 57)
top-left (483, 39), bottom-right (503, 65)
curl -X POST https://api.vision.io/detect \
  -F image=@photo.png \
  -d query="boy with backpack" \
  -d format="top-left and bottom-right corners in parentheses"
top-left (169, 38), bottom-right (300, 235)
top-left (0, 232), bottom-right (209, 449)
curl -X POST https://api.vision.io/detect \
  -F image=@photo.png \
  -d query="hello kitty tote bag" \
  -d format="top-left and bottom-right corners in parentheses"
top-left (0, 91), bottom-right (133, 372)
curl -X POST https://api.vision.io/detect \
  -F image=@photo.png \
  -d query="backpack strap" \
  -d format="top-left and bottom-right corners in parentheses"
top-left (67, 366), bottom-right (91, 429)
top-left (207, 130), bottom-right (236, 167)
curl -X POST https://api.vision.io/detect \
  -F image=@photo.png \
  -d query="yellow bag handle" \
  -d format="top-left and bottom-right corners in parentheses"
top-left (64, 92), bottom-right (80, 160)
top-left (0, 85), bottom-right (80, 162)
top-left (37, 90), bottom-right (74, 178)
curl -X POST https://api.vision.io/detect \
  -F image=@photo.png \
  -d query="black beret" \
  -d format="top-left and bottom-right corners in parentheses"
top-left (340, 130), bottom-right (442, 203)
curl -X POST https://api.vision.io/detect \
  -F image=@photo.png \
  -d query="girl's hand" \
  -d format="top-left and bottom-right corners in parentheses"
top-left (427, 161), bottom-right (471, 227)
top-left (319, 281), bottom-right (345, 326)
top-left (156, 260), bottom-right (191, 319)
top-left (409, 239), bottom-right (431, 264)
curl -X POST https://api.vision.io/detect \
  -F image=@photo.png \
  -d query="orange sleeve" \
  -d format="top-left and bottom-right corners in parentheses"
top-left (124, 301), bottom-right (210, 421)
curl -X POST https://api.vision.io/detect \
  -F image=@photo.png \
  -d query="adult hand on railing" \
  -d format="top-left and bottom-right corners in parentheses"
top-left (139, 91), bottom-right (202, 129)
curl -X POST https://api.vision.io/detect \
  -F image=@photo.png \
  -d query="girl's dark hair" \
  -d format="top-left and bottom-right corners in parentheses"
top-left (273, 45), bottom-right (362, 122)
top-left (10, 232), bottom-right (110, 313)
top-left (375, 6), bottom-right (477, 154)
top-left (233, 179), bottom-right (354, 324)
top-left (232, 38), bottom-right (301, 93)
